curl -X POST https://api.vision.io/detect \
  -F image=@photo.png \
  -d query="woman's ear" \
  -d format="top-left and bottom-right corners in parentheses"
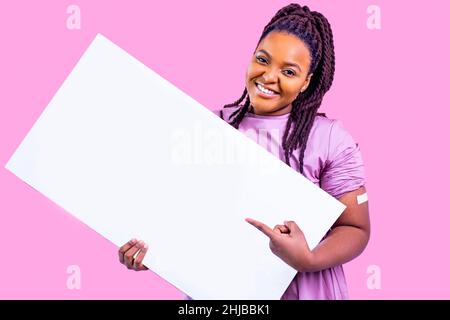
top-left (301, 73), bottom-right (313, 92)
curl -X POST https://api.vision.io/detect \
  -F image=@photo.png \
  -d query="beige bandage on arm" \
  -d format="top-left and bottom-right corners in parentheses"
top-left (356, 192), bottom-right (368, 204)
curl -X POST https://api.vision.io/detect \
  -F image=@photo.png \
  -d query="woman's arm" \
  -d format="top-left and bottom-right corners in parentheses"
top-left (307, 186), bottom-right (370, 272)
top-left (246, 186), bottom-right (370, 273)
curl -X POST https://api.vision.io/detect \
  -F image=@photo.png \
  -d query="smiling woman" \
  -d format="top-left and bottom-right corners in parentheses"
top-left (246, 32), bottom-right (313, 116)
top-left (117, 2), bottom-right (370, 301)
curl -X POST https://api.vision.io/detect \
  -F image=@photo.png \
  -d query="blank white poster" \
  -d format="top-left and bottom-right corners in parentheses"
top-left (5, 34), bottom-right (346, 300)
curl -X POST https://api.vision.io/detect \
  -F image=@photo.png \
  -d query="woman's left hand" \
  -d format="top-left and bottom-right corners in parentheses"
top-left (246, 218), bottom-right (315, 272)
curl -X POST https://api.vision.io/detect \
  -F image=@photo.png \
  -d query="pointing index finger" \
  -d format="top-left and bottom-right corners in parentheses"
top-left (245, 218), bottom-right (276, 239)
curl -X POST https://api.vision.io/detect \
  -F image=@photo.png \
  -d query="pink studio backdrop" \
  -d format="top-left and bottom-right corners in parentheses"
top-left (1, 0), bottom-right (449, 299)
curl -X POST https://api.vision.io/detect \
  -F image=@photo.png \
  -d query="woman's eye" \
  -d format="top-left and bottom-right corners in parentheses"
top-left (283, 69), bottom-right (296, 77)
top-left (256, 56), bottom-right (267, 64)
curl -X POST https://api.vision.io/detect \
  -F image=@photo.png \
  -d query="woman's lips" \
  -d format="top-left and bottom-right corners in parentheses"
top-left (255, 82), bottom-right (280, 99)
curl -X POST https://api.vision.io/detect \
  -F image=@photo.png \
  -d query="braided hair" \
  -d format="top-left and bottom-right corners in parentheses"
top-left (223, 3), bottom-right (335, 174)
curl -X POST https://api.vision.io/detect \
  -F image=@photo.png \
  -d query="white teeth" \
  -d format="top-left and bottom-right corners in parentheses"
top-left (256, 83), bottom-right (277, 95)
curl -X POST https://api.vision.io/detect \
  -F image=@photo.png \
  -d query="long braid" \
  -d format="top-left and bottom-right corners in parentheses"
top-left (229, 96), bottom-right (250, 129)
top-left (223, 3), bottom-right (335, 174)
top-left (224, 88), bottom-right (247, 109)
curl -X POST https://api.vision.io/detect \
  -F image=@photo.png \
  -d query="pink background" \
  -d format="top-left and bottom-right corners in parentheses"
top-left (1, 0), bottom-right (449, 299)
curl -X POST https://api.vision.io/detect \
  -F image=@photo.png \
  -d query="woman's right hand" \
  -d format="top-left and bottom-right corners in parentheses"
top-left (118, 239), bottom-right (149, 271)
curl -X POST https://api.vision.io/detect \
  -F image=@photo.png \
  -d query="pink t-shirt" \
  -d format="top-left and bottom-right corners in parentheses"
top-left (213, 105), bottom-right (365, 300)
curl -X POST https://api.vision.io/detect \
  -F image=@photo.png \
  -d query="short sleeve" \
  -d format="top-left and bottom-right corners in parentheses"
top-left (320, 120), bottom-right (365, 199)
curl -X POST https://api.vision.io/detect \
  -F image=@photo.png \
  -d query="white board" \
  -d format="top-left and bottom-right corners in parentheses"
top-left (5, 33), bottom-right (346, 300)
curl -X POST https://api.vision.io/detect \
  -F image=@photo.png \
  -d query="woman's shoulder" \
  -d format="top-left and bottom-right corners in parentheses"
top-left (310, 114), bottom-right (336, 143)
top-left (311, 114), bottom-right (335, 131)
top-left (312, 115), bottom-right (354, 143)
top-left (211, 106), bottom-right (240, 121)
top-left (310, 115), bottom-right (360, 162)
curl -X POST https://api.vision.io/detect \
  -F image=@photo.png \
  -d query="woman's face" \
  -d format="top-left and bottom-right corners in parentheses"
top-left (245, 31), bottom-right (313, 116)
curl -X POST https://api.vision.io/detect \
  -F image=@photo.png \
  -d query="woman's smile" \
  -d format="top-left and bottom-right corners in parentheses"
top-left (255, 81), bottom-right (280, 99)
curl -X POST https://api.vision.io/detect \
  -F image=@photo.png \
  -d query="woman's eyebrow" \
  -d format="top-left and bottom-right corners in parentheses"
top-left (257, 49), bottom-right (302, 72)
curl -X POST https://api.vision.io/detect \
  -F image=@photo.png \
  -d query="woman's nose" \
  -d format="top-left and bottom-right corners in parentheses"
top-left (262, 68), bottom-right (278, 83)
